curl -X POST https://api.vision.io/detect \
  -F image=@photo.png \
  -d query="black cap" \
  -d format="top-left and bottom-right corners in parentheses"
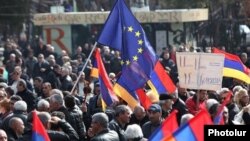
top-left (159, 94), bottom-right (173, 100)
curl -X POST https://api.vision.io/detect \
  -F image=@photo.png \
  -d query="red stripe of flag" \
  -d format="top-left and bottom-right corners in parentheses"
top-left (154, 61), bottom-right (176, 93)
top-left (32, 111), bottom-right (50, 141)
top-left (95, 49), bottom-right (118, 102)
top-left (136, 88), bottom-right (152, 110)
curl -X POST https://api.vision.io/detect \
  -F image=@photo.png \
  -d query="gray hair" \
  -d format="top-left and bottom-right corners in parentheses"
top-left (205, 99), bottom-right (219, 111)
top-left (92, 112), bottom-right (109, 128)
top-left (180, 113), bottom-right (194, 126)
top-left (233, 85), bottom-right (243, 94)
top-left (50, 89), bottom-right (63, 98)
top-left (37, 99), bottom-right (50, 109)
top-left (37, 112), bottom-right (51, 127)
top-left (218, 88), bottom-right (229, 95)
top-left (115, 105), bottom-right (131, 117)
top-left (124, 124), bottom-right (143, 139)
top-left (50, 94), bottom-right (64, 106)
top-left (14, 100), bottom-right (27, 111)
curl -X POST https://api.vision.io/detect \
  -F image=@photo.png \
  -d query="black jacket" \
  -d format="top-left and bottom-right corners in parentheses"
top-left (90, 129), bottom-right (119, 141)
top-left (88, 95), bottom-right (102, 116)
top-left (45, 68), bottom-right (61, 89)
top-left (18, 120), bottom-right (79, 141)
top-left (16, 89), bottom-right (36, 113)
top-left (1, 110), bottom-right (27, 133)
top-left (48, 120), bottom-right (79, 141)
top-left (129, 114), bottom-right (149, 127)
top-left (67, 107), bottom-right (86, 140)
top-left (109, 119), bottom-right (126, 141)
top-left (243, 111), bottom-right (250, 125)
top-left (142, 120), bottom-right (162, 139)
top-left (7, 129), bottom-right (19, 141)
top-left (173, 98), bottom-right (188, 125)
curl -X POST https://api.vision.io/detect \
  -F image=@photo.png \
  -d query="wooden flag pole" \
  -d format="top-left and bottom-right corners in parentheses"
top-left (70, 42), bottom-right (98, 95)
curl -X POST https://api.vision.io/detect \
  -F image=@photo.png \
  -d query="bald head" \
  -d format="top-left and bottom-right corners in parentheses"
top-left (134, 105), bottom-right (145, 113)
top-left (0, 129), bottom-right (7, 141)
top-left (9, 117), bottom-right (25, 135)
top-left (133, 105), bottom-right (146, 121)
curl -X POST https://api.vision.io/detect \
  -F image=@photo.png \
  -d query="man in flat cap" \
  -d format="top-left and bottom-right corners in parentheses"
top-left (159, 94), bottom-right (174, 119)
top-left (160, 91), bottom-right (188, 125)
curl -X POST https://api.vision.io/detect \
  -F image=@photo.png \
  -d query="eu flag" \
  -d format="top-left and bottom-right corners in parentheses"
top-left (98, 0), bottom-right (157, 92)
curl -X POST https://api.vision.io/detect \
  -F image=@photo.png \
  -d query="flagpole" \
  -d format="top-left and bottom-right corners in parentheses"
top-left (70, 42), bottom-right (98, 95)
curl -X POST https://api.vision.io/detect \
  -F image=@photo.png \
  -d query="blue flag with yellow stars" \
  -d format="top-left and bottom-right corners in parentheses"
top-left (98, 0), bottom-right (157, 109)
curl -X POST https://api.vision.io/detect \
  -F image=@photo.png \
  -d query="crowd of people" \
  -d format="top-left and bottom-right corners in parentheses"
top-left (0, 32), bottom-right (249, 141)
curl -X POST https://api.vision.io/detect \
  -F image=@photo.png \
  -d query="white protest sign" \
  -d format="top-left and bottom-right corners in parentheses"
top-left (176, 52), bottom-right (224, 91)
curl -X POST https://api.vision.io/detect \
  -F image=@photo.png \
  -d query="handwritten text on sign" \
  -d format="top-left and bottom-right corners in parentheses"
top-left (176, 52), bottom-right (224, 91)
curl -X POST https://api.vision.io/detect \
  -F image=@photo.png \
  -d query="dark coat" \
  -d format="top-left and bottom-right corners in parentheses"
top-left (88, 95), bottom-right (102, 116)
top-left (32, 61), bottom-right (50, 80)
top-left (109, 119), bottom-right (126, 141)
top-left (90, 129), bottom-right (119, 141)
top-left (1, 111), bottom-right (27, 134)
top-left (19, 120), bottom-right (79, 141)
top-left (67, 107), bottom-right (86, 140)
top-left (172, 98), bottom-right (188, 125)
top-left (45, 69), bottom-right (61, 89)
top-left (142, 121), bottom-right (162, 139)
top-left (16, 89), bottom-right (36, 113)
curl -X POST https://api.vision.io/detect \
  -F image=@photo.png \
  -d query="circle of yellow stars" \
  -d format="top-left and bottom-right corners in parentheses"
top-left (121, 26), bottom-right (144, 66)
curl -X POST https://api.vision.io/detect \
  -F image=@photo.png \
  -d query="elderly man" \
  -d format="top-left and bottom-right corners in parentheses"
top-left (124, 124), bottom-right (147, 141)
top-left (37, 99), bottom-right (50, 112)
top-left (109, 105), bottom-right (131, 141)
top-left (129, 105), bottom-right (149, 127)
top-left (8, 117), bottom-right (25, 140)
top-left (159, 94), bottom-right (173, 118)
top-left (88, 112), bottom-right (119, 141)
top-left (49, 93), bottom-right (70, 121)
top-left (160, 91), bottom-right (188, 125)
